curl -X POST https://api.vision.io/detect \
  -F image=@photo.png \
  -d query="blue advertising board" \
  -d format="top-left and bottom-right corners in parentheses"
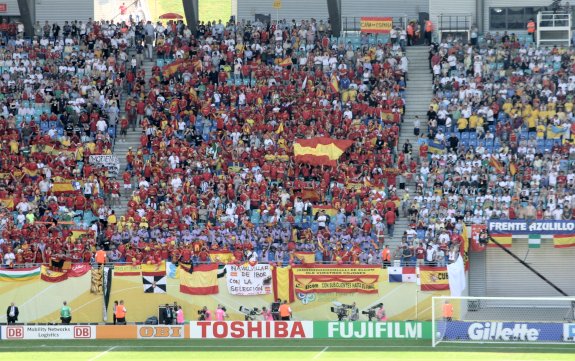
top-left (487, 220), bottom-right (575, 235)
top-left (439, 322), bottom-right (565, 342)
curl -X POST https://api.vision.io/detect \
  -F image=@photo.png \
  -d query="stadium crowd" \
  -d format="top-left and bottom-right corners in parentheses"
top-left (4, 16), bottom-right (569, 269)
top-left (410, 33), bottom-right (575, 240)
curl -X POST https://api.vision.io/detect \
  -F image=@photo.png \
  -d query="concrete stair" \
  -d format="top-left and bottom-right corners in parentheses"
top-left (110, 58), bottom-right (155, 217)
top-left (390, 46), bottom-right (433, 253)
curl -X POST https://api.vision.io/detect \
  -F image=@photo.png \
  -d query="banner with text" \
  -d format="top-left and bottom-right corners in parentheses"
top-left (89, 155), bottom-right (120, 177)
top-left (189, 321), bottom-right (313, 339)
top-left (441, 321), bottom-right (565, 342)
top-left (360, 17), bottom-right (393, 33)
top-left (314, 321), bottom-right (431, 339)
top-left (487, 220), bottom-right (575, 235)
top-left (292, 265), bottom-right (380, 294)
top-left (1, 325), bottom-right (95, 340)
top-left (225, 264), bottom-right (272, 296)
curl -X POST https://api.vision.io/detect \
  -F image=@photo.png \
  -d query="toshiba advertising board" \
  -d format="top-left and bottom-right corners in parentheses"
top-left (1, 325), bottom-right (95, 340)
top-left (189, 321), bottom-right (313, 339)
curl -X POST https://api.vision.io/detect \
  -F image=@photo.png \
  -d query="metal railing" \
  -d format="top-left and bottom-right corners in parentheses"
top-left (538, 10), bottom-right (571, 28)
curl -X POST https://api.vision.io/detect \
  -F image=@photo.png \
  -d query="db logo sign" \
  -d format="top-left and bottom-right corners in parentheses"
top-left (137, 325), bottom-right (184, 338)
top-left (6, 326), bottom-right (24, 339)
top-left (74, 326), bottom-right (92, 338)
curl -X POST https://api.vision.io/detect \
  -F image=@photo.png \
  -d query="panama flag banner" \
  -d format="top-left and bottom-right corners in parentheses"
top-left (0, 267), bottom-right (41, 282)
top-left (388, 267), bottom-right (417, 283)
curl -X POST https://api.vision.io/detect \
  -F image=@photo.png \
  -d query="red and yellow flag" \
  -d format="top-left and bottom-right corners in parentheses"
top-left (330, 73), bottom-right (339, 93)
top-left (509, 162), bottom-right (518, 176)
top-left (489, 155), bottom-right (505, 174)
top-left (279, 57), bottom-right (292, 67)
top-left (179, 264), bottom-right (219, 295)
top-left (312, 205), bottom-right (338, 217)
top-left (489, 234), bottom-right (513, 248)
top-left (553, 234), bottom-right (575, 248)
top-left (40, 265), bottom-right (68, 283)
top-left (293, 251), bottom-right (316, 264)
top-left (419, 266), bottom-right (449, 291)
top-left (209, 250), bottom-right (234, 264)
top-left (142, 260), bottom-right (166, 276)
top-left (272, 266), bottom-right (294, 303)
top-left (294, 137), bottom-right (353, 167)
top-left (0, 198), bottom-right (14, 210)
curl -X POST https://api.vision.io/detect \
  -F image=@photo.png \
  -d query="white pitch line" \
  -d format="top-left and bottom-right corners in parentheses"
top-left (87, 345), bottom-right (118, 361)
top-left (0, 344), bottom-right (573, 351)
top-left (312, 346), bottom-right (329, 360)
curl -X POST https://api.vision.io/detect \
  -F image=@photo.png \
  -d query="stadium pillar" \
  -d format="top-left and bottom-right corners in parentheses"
top-left (17, 0), bottom-right (34, 37)
top-left (182, 0), bottom-right (199, 34)
top-left (326, 0), bottom-right (341, 37)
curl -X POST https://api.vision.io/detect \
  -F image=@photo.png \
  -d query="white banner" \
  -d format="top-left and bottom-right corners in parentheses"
top-left (189, 321), bottom-right (313, 339)
top-left (225, 264), bottom-right (272, 296)
top-left (89, 155), bottom-right (120, 177)
top-left (1, 325), bottom-right (95, 339)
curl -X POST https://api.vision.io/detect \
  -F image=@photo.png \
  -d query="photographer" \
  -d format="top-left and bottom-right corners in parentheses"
top-left (376, 305), bottom-right (387, 321)
top-left (262, 306), bottom-right (274, 321)
top-left (349, 302), bottom-right (359, 321)
top-left (198, 306), bottom-right (212, 321)
top-left (215, 304), bottom-right (228, 321)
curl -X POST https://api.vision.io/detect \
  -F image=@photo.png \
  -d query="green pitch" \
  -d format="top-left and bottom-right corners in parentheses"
top-left (0, 339), bottom-right (573, 361)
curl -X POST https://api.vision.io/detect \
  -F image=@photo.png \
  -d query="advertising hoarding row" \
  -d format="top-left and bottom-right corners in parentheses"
top-left (2, 322), bottom-right (574, 341)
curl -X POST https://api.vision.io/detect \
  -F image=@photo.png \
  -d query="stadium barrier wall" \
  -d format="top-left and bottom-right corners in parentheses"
top-left (0, 269), bottom-right (451, 323)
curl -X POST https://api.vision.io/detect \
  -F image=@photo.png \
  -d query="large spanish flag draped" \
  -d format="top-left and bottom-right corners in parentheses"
top-left (294, 137), bottom-right (353, 167)
top-left (141, 261), bottom-right (166, 276)
top-left (179, 264), bottom-right (219, 295)
top-left (419, 266), bottom-right (449, 291)
top-left (41, 265), bottom-right (68, 283)
top-left (312, 205), bottom-right (338, 217)
top-left (272, 266), bottom-right (295, 303)
top-left (113, 264), bottom-right (142, 276)
top-left (0, 266), bottom-right (41, 282)
top-left (489, 234), bottom-right (513, 248)
top-left (553, 234), bottom-right (575, 248)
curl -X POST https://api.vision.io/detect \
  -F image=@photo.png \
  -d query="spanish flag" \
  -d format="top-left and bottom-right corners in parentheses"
top-left (41, 265), bottom-right (68, 283)
top-left (209, 250), bottom-right (234, 264)
top-left (509, 162), bottom-right (518, 176)
top-left (330, 73), bottom-right (339, 93)
top-left (272, 266), bottom-right (295, 303)
top-left (52, 181), bottom-right (77, 194)
top-left (312, 205), bottom-right (338, 217)
top-left (294, 137), bottom-right (353, 167)
top-left (113, 264), bottom-right (142, 276)
top-left (0, 198), bottom-right (14, 210)
top-left (553, 234), bottom-right (575, 248)
top-left (489, 234), bottom-right (513, 248)
top-left (141, 260), bottom-right (166, 276)
top-left (279, 57), bottom-right (292, 67)
top-left (179, 264), bottom-right (219, 295)
top-left (294, 251), bottom-right (316, 264)
top-left (419, 266), bottom-right (449, 291)
top-left (489, 155), bottom-right (505, 174)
